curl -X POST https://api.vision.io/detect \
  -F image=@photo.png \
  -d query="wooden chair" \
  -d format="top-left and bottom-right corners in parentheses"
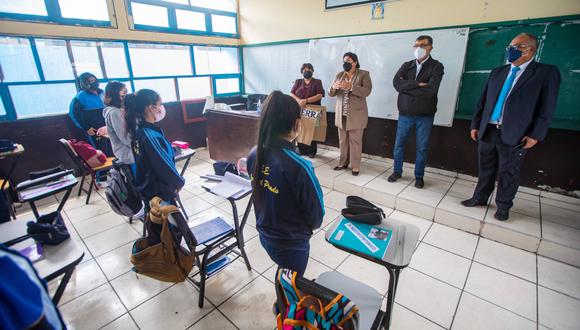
top-left (58, 139), bottom-right (114, 204)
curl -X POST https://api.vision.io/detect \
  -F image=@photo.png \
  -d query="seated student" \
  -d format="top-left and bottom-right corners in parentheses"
top-left (247, 91), bottom-right (325, 276)
top-left (124, 89), bottom-right (184, 205)
top-left (69, 72), bottom-right (112, 156)
top-left (103, 82), bottom-right (133, 169)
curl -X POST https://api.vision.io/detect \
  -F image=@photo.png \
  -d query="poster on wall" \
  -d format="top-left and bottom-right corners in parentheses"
top-left (326, 0), bottom-right (389, 10)
top-left (371, 2), bottom-right (384, 20)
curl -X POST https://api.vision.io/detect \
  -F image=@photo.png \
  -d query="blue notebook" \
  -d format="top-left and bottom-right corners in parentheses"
top-left (190, 217), bottom-right (233, 245)
top-left (328, 218), bottom-right (392, 260)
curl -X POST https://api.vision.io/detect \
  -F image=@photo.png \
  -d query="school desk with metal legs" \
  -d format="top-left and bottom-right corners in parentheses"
top-left (16, 173), bottom-right (78, 220)
top-left (324, 218), bottom-right (420, 329)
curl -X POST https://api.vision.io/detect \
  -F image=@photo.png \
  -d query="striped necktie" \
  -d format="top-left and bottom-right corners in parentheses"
top-left (490, 66), bottom-right (521, 123)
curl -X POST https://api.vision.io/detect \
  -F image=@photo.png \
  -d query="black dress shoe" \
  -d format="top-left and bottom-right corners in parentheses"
top-left (333, 165), bottom-right (347, 171)
top-left (415, 177), bottom-right (424, 188)
top-left (460, 198), bottom-right (487, 207)
top-left (494, 208), bottom-right (510, 221)
top-left (387, 172), bottom-right (401, 182)
top-left (352, 171), bottom-right (359, 176)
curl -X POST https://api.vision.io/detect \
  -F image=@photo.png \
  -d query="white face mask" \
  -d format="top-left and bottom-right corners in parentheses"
top-left (414, 47), bottom-right (427, 60)
top-left (154, 105), bottom-right (166, 122)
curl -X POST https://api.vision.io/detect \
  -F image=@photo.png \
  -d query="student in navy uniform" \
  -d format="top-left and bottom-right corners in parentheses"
top-left (247, 91), bottom-right (325, 276)
top-left (124, 89), bottom-right (184, 204)
top-left (69, 72), bottom-right (112, 156)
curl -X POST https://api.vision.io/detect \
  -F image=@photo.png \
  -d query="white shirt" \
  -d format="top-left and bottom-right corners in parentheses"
top-left (489, 57), bottom-right (534, 125)
top-left (415, 56), bottom-right (430, 79)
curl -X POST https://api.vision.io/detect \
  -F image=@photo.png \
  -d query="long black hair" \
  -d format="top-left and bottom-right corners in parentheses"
top-left (104, 81), bottom-right (126, 109)
top-left (251, 91), bottom-right (301, 206)
top-left (124, 89), bottom-right (160, 138)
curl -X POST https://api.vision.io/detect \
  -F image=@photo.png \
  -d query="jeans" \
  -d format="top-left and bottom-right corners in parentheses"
top-left (260, 235), bottom-right (309, 277)
top-left (393, 114), bottom-right (434, 178)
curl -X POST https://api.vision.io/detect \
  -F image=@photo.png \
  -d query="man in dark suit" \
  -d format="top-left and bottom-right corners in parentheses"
top-left (462, 33), bottom-right (561, 220)
top-left (389, 35), bottom-right (445, 188)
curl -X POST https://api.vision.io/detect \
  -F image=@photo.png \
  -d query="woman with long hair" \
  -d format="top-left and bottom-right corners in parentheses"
top-left (103, 81), bottom-right (132, 166)
top-left (247, 91), bottom-right (325, 276)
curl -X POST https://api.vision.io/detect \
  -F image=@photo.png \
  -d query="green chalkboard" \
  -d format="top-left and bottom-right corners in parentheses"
top-left (455, 19), bottom-right (580, 131)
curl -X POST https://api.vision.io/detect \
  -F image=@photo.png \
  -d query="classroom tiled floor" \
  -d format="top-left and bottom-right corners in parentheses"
top-left (13, 146), bottom-right (580, 330)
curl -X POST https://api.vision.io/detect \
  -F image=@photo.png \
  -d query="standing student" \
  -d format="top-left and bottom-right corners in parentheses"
top-left (328, 52), bottom-right (372, 176)
top-left (247, 91), bottom-right (325, 276)
top-left (290, 63), bottom-right (325, 158)
top-left (103, 81), bottom-right (133, 167)
top-left (462, 33), bottom-right (561, 221)
top-left (389, 35), bottom-right (445, 188)
top-left (125, 89), bottom-right (184, 204)
top-left (69, 72), bottom-right (112, 156)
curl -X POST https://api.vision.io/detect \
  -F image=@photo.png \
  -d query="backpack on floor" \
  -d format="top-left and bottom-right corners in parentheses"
top-left (105, 163), bottom-right (142, 217)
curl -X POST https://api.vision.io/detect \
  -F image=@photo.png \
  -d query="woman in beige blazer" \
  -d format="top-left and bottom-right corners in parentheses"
top-left (328, 52), bottom-right (372, 176)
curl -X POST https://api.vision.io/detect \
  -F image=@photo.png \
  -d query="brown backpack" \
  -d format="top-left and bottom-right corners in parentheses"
top-left (130, 197), bottom-right (196, 282)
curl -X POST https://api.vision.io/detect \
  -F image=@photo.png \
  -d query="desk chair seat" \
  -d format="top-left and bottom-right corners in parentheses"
top-left (93, 157), bottom-right (115, 171)
top-left (317, 271), bottom-right (383, 330)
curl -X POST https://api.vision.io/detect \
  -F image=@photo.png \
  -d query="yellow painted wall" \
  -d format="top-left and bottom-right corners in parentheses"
top-left (239, 0), bottom-right (580, 45)
top-left (0, 0), bottom-right (238, 46)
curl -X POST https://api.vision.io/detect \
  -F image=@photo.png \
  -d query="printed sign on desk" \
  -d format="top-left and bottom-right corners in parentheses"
top-left (328, 217), bottom-right (392, 260)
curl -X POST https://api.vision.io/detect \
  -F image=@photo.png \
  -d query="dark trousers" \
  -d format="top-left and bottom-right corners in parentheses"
top-left (393, 114), bottom-right (434, 178)
top-left (260, 235), bottom-right (309, 277)
top-left (297, 141), bottom-right (317, 157)
top-left (473, 125), bottom-right (527, 209)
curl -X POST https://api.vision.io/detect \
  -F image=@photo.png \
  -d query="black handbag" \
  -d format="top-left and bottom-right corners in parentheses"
top-left (341, 196), bottom-right (386, 225)
top-left (27, 212), bottom-right (70, 245)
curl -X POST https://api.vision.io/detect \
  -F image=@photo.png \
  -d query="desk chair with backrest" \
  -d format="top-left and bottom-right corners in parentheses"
top-left (58, 138), bottom-right (114, 204)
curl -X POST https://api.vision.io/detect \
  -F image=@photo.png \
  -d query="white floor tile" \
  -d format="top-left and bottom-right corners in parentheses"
top-left (101, 313), bottom-right (139, 330)
top-left (538, 240), bottom-right (580, 268)
top-left (204, 259), bottom-right (259, 306)
top-left (73, 211), bottom-right (126, 239)
top-left (490, 196), bottom-right (541, 219)
top-left (452, 292), bottom-right (536, 330)
top-left (65, 199), bottom-right (112, 223)
top-left (59, 284), bottom-right (126, 330)
top-left (243, 235), bottom-right (276, 273)
top-left (538, 256), bottom-right (580, 300)
top-left (323, 190), bottom-right (349, 211)
top-left (84, 223), bottom-right (140, 257)
top-left (95, 242), bottom-right (134, 281)
top-left (484, 204), bottom-right (541, 238)
top-left (395, 268), bottom-right (461, 328)
top-left (541, 201), bottom-right (580, 229)
top-left (465, 263), bottom-right (536, 321)
top-left (538, 286), bottom-right (580, 330)
top-left (410, 243), bottom-right (471, 288)
top-left (336, 255), bottom-right (391, 295)
top-left (474, 238), bottom-right (537, 282)
top-left (389, 211), bottom-right (433, 242)
top-left (309, 229), bottom-right (350, 269)
top-left (182, 196), bottom-right (214, 217)
top-left (481, 222), bottom-right (540, 253)
top-left (423, 223), bottom-right (479, 259)
top-left (542, 220), bottom-right (580, 250)
top-left (304, 257), bottom-right (333, 280)
top-left (49, 259), bottom-right (108, 306)
top-left (110, 271), bottom-right (173, 310)
top-left (189, 310), bottom-right (237, 330)
top-left (130, 282), bottom-right (213, 330)
top-left (391, 303), bottom-right (445, 330)
top-left (365, 172), bottom-right (413, 198)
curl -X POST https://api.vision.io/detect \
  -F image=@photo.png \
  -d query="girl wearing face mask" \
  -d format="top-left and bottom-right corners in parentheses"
top-left (103, 82), bottom-right (134, 167)
top-left (329, 52), bottom-right (373, 176)
top-left (125, 89), bottom-right (184, 204)
top-left (247, 91), bottom-right (324, 277)
top-left (290, 63), bottom-right (325, 158)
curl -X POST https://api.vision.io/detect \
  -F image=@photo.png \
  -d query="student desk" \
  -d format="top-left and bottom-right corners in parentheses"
top-left (324, 218), bottom-right (420, 329)
top-left (0, 219), bottom-right (85, 304)
top-left (17, 174), bottom-right (78, 220)
top-left (1, 144), bottom-right (25, 218)
top-left (205, 109), bottom-right (260, 163)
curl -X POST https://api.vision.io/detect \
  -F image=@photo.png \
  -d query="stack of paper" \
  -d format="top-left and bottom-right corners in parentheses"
top-left (209, 172), bottom-right (251, 199)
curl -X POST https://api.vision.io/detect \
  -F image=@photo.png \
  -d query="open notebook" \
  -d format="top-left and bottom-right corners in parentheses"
top-left (209, 172), bottom-right (251, 199)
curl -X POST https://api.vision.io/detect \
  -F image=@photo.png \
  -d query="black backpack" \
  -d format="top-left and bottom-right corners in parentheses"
top-left (105, 163), bottom-right (142, 217)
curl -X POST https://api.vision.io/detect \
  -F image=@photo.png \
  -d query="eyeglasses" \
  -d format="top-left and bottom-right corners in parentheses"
top-left (507, 44), bottom-right (532, 51)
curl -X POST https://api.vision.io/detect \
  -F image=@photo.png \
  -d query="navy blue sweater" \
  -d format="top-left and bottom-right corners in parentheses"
top-left (131, 122), bottom-right (185, 202)
top-left (247, 139), bottom-right (325, 247)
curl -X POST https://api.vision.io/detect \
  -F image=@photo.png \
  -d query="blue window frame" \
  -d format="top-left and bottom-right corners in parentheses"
top-left (0, 0), bottom-right (111, 27)
top-left (127, 0), bottom-right (239, 38)
top-left (0, 35), bottom-right (242, 122)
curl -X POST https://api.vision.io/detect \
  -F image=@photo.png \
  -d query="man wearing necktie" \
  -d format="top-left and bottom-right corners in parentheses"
top-left (461, 33), bottom-right (561, 221)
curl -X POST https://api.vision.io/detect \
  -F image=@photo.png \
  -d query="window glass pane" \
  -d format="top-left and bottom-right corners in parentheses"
top-left (70, 40), bottom-right (103, 78)
top-left (133, 78), bottom-right (176, 102)
top-left (10, 83), bottom-right (77, 118)
top-left (36, 39), bottom-right (74, 81)
top-left (0, 98), bottom-right (6, 116)
top-left (190, 0), bottom-right (237, 13)
top-left (178, 77), bottom-right (211, 100)
top-left (211, 14), bottom-right (236, 34)
top-left (129, 43), bottom-right (191, 77)
top-left (176, 10), bottom-right (206, 31)
top-left (0, 37), bottom-right (40, 82)
top-left (193, 46), bottom-right (238, 75)
top-left (0, 0), bottom-right (47, 16)
top-left (59, 0), bottom-right (109, 21)
top-left (162, 0), bottom-right (189, 4)
top-left (100, 42), bottom-right (129, 78)
top-left (131, 3), bottom-right (168, 27)
top-left (215, 77), bottom-right (239, 94)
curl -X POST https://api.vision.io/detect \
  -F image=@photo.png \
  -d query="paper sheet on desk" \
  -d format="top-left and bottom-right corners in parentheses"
top-left (210, 172), bottom-right (251, 199)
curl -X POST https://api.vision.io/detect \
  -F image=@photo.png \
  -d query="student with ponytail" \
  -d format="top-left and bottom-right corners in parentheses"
top-left (124, 89), bottom-right (184, 203)
top-left (247, 91), bottom-right (325, 276)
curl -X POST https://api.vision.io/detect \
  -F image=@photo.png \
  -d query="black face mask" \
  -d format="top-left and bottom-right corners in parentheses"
top-left (343, 62), bottom-right (353, 72)
top-left (303, 71), bottom-right (313, 79)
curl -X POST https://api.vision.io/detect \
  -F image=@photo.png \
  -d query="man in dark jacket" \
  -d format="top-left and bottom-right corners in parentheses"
top-left (462, 33), bottom-right (561, 221)
top-left (388, 35), bottom-right (445, 188)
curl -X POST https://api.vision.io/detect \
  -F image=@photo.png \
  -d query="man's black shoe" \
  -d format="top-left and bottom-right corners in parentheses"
top-left (460, 198), bottom-right (487, 207)
top-left (494, 208), bottom-right (509, 221)
top-left (387, 172), bottom-right (401, 182)
top-left (415, 177), bottom-right (424, 188)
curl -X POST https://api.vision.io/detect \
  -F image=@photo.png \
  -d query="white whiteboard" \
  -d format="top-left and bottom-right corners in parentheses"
top-left (243, 42), bottom-right (309, 95)
top-left (308, 28), bottom-right (469, 126)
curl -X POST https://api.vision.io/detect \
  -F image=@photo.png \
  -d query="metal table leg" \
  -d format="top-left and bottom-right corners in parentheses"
top-left (383, 267), bottom-right (401, 329)
top-left (51, 265), bottom-right (76, 305)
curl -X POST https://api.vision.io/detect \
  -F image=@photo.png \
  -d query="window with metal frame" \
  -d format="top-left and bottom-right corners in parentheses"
top-left (214, 76), bottom-right (240, 95)
top-left (127, 0), bottom-right (238, 38)
top-left (0, 0), bottom-right (111, 27)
